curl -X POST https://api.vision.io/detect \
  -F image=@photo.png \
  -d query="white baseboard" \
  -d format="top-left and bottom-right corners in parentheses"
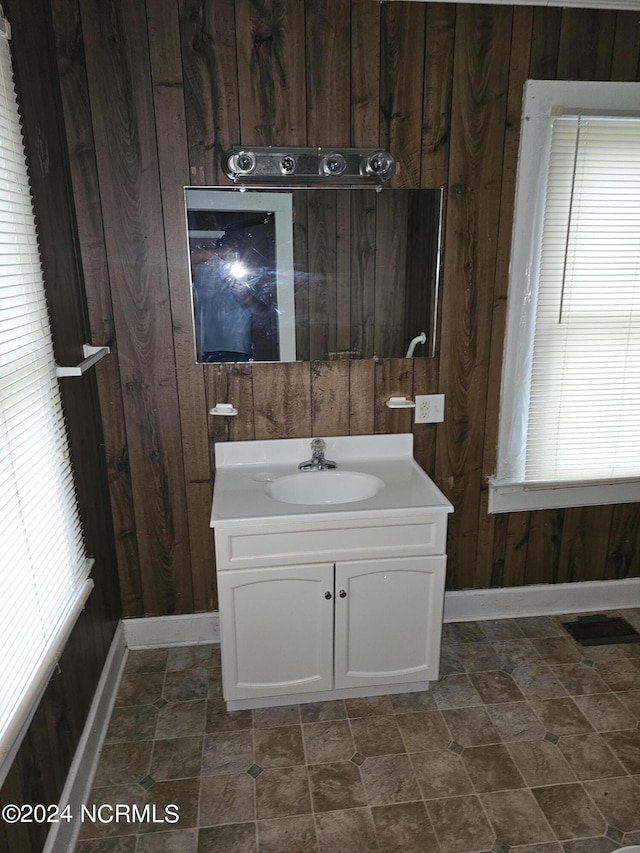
top-left (45, 622), bottom-right (127, 853)
top-left (120, 578), bottom-right (640, 649)
top-left (444, 577), bottom-right (640, 623)
top-left (123, 611), bottom-right (220, 649)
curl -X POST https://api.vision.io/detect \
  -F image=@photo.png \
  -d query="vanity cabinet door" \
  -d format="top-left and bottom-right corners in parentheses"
top-left (333, 556), bottom-right (446, 689)
top-left (217, 564), bottom-right (334, 701)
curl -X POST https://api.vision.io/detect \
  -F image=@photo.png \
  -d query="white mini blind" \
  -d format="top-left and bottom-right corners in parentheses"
top-left (526, 115), bottom-right (640, 485)
top-left (0, 16), bottom-right (92, 784)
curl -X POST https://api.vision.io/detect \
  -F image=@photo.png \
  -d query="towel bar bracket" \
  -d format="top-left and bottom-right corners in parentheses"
top-left (56, 344), bottom-right (110, 378)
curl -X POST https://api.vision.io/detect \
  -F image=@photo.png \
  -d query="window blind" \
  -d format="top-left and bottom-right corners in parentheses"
top-left (0, 15), bottom-right (92, 784)
top-left (526, 115), bottom-right (640, 486)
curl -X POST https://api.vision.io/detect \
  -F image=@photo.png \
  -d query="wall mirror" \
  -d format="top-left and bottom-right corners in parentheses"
top-left (185, 187), bottom-right (442, 363)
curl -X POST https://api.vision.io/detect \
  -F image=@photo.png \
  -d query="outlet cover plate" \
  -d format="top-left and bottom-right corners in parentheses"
top-left (415, 394), bottom-right (445, 424)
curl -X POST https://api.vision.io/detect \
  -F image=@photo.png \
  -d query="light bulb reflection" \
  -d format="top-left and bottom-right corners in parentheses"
top-left (228, 261), bottom-right (247, 279)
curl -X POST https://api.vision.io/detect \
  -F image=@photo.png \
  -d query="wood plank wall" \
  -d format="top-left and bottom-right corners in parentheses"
top-left (45, 0), bottom-right (640, 618)
top-left (1, 1), bottom-right (121, 849)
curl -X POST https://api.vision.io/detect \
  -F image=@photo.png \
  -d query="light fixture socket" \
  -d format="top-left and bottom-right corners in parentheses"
top-left (222, 146), bottom-right (395, 185)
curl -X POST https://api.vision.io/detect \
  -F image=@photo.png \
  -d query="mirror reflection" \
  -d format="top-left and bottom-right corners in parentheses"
top-left (185, 187), bottom-right (442, 363)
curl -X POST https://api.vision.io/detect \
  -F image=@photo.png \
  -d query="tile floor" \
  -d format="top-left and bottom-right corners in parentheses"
top-left (74, 609), bottom-right (640, 852)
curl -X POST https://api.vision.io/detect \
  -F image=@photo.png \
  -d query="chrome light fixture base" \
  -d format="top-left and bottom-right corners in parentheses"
top-left (223, 146), bottom-right (395, 185)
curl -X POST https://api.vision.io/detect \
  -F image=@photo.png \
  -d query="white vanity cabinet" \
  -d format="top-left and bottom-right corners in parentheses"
top-left (216, 563), bottom-right (335, 700)
top-left (211, 433), bottom-right (453, 710)
top-left (214, 511), bottom-right (449, 709)
top-left (333, 556), bottom-right (446, 689)
top-left (217, 555), bottom-right (446, 705)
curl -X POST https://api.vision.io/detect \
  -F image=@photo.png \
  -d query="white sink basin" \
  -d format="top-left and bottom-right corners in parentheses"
top-left (265, 470), bottom-right (384, 505)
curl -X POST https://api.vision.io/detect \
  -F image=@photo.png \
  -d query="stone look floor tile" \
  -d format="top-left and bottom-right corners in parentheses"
top-left (410, 749), bottom-right (474, 798)
top-left (550, 663), bottom-right (611, 696)
top-left (315, 808), bottom-right (378, 853)
top-left (105, 705), bottom-right (158, 744)
top-left (252, 704), bottom-right (300, 728)
top-left (149, 736), bottom-right (203, 781)
top-left (530, 637), bottom-right (583, 665)
top-left (511, 665), bottom-right (568, 700)
top-left (461, 743), bottom-right (527, 793)
top-left (440, 706), bottom-right (501, 747)
top-left (308, 761), bottom-right (367, 812)
top-left (359, 753), bottom-right (422, 805)
top-left (298, 699), bottom-right (346, 722)
top-left (135, 828), bottom-right (198, 852)
top-left (302, 719), bottom-right (355, 763)
top-left (162, 667), bottom-right (209, 702)
top-left (486, 701), bottom-right (546, 742)
top-left (83, 613), bottom-right (640, 852)
top-left (532, 782), bottom-right (606, 839)
top-left (573, 692), bottom-right (639, 731)
top-left (197, 823), bottom-right (257, 853)
top-left (73, 838), bottom-right (139, 852)
top-left (345, 695), bottom-right (394, 717)
top-left (396, 709), bottom-right (452, 751)
top-left (595, 658), bottom-right (640, 691)
top-left (529, 697), bottom-right (594, 736)
top-left (469, 670), bottom-right (526, 704)
top-left (257, 815), bottom-right (318, 853)
top-left (199, 774), bottom-right (255, 827)
top-left (139, 778), bottom-right (200, 833)
top-left (78, 785), bottom-right (145, 840)
top-left (371, 801), bottom-right (439, 852)
top-left (255, 765), bottom-right (311, 819)
top-left (603, 729), bottom-right (640, 774)
top-left (125, 648), bottom-right (169, 674)
top-left (350, 713), bottom-right (405, 756)
top-left (425, 794), bottom-right (495, 852)
top-left (114, 672), bottom-right (164, 707)
top-left (201, 730), bottom-right (253, 776)
top-left (480, 789), bottom-right (556, 847)
top-left (253, 725), bottom-right (306, 767)
top-left (505, 739), bottom-right (576, 787)
top-left (430, 673), bottom-right (484, 709)
top-left (92, 741), bottom-right (153, 788)
top-left (155, 700), bottom-right (206, 739)
top-left (583, 776), bottom-right (640, 833)
top-left (556, 733), bottom-right (627, 780)
top-left (206, 699), bottom-right (252, 733)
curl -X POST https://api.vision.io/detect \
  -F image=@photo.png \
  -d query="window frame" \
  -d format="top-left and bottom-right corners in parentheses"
top-left (489, 80), bottom-right (640, 514)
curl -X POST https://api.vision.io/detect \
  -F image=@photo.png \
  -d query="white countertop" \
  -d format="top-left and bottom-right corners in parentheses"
top-left (211, 434), bottom-right (453, 527)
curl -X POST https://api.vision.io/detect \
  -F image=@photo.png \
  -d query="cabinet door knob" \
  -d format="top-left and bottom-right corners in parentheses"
top-left (324, 591), bottom-right (332, 599)
top-left (339, 590), bottom-right (347, 598)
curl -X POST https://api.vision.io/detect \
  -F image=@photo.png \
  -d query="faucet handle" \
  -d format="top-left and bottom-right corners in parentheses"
top-left (311, 438), bottom-right (326, 451)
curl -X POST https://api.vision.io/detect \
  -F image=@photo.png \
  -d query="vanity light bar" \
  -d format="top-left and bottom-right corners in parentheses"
top-left (223, 146), bottom-right (395, 185)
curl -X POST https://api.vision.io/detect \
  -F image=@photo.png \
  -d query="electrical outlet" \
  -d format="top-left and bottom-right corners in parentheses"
top-left (414, 394), bottom-right (445, 424)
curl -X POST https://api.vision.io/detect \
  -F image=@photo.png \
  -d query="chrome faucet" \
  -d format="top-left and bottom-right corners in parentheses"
top-left (298, 438), bottom-right (337, 471)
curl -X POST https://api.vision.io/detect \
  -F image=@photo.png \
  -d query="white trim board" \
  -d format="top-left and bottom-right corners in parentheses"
top-left (444, 577), bottom-right (640, 623)
top-left (44, 622), bottom-right (127, 853)
top-left (123, 611), bottom-right (220, 649)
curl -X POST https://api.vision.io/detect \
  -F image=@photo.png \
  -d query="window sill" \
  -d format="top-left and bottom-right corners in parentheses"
top-left (488, 479), bottom-right (640, 513)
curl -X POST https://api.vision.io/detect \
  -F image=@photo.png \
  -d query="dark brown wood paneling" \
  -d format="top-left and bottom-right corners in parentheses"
top-left (438, 4), bottom-right (512, 590)
top-left (148, 0), bottom-right (215, 612)
top-left (235, 0), bottom-right (307, 146)
top-left (2, 0), bottom-right (121, 848)
top-left (79, 0), bottom-right (192, 616)
top-left (50, 0), bottom-right (142, 618)
top-left (422, 3), bottom-right (456, 188)
top-left (380, 1), bottom-right (426, 187)
top-left (180, 0), bottom-right (240, 185)
top-left (557, 9), bottom-right (616, 80)
top-left (306, 0), bottom-right (351, 146)
top-left (32, 0), bottom-right (640, 627)
top-left (351, 0), bottom-right (380, 147)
